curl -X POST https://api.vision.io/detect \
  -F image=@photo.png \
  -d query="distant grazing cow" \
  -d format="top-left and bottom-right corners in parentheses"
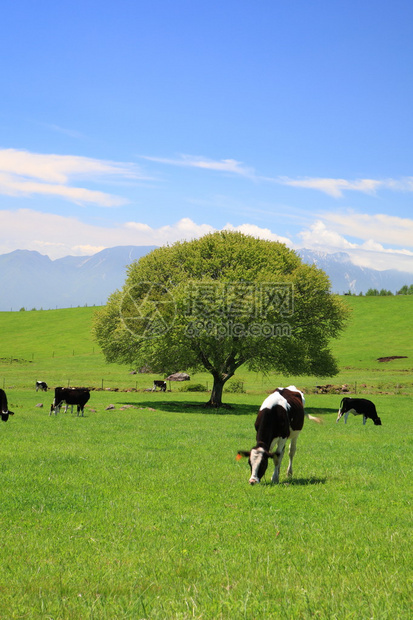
top-left (50, 387), bottom-right (90, 417)
top-left (36, 381), bottom-right (48, 392)
top-left (0, 389), bottom-right (15, 422)
top-left (237, 386), bottom-right (322, 485)
top-left (152, 380), bottom-right (167, 392)
top-left (336, 397), bottom-right (382, 426)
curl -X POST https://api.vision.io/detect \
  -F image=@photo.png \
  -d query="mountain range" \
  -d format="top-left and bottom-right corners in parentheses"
top-left (297, 249), bottom-right (413, 296)
top-left (1, 245), bottom-right (413, 311)
top-left (0, 246), bottom-right (156, 311)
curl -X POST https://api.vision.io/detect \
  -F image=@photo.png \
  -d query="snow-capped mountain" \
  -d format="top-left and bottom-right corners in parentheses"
top-left (297, 249), bottom-right (413, 295)
top-left (1, 246), bottom-right (412, 311)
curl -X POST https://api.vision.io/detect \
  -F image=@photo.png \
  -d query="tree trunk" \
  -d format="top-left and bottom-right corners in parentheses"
top-left (204, 372), bottom-right (231, 408)
top-left (198, 349), bottom-right (245, 409)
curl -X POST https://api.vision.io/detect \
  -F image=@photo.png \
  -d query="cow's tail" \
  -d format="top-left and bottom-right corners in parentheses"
top-left (305, 412), bottom-right (323, 424)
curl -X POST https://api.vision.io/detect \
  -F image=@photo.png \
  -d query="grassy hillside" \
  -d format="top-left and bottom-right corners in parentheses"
top-left (0, 307), bottom-right (97, 358)
top-left (333, 295), bottom-right (413, 367)
top-left (1, 295), bottom-right (413, 394)
top-left (330, 295), bottom-right (413, 395)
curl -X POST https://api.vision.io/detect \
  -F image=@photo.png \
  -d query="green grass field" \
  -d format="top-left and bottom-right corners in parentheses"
top-left (0, 298), bottom-right (412, 618)
top-left (1, 295), bottom-right (413, 395)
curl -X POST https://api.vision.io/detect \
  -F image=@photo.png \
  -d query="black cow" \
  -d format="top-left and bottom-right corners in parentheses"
top-left (0, 389), bottom-right (15, 422)
top-left (152, 380), bottom-right (167, 392)
top-left (50, 387), bottom-right (90, 417)
top-left (237, 386), bottom-right (321, 485)
top-left (336, 397), bottom-right (382, 426)
top-left (36, 381), bottom-right (48, 392)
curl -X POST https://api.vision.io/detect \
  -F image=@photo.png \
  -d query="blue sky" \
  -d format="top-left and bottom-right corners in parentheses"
top-left (1, 0), bottom-right (413, 273)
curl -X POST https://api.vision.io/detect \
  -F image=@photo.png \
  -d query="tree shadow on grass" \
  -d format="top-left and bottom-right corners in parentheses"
top-left (306, 406), bottom-right (337, 416)
top-left (119, 399), bottom-right (255, 416)
top-left (261, 476), bottom-right (327, 487)
top-left (118, 402), bottom-right (338, 417)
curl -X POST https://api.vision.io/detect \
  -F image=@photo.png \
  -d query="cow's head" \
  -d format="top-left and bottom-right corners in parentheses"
top-left (237, 446), bottom-right (274, 484)
top-left (374, 417), bottom-right (382, 425)
top-left (1, 410), bottom-right (14, 422)
top-left (336, 398), bottom-right (348, 422)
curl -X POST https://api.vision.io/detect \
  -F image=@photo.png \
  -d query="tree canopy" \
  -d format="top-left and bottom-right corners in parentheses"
top-left (93, 231), bottom-right (349, 406)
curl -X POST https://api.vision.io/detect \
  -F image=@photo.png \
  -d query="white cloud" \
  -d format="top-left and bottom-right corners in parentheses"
top-left (348, 247), bottom-right (413, 273)
top-left (0, 148), bottom-right (146, 206)
top-left (125, 217), bottom-right (216, 244)
top-left (0, 149), bottom-right (139, 183)
top-left (0, 172), bottom-right (129, 207)
top-left (2, 205), bottom-right (413, 274)
top-left (41, 123), bottom-right (85, 139)
top-left (278, 176), bottom-right (413, 197)
top-left (278, 176), bottom-right (383, 198)
top-left (223, 223), bottom-right (293, 246)
top-left (141, 154), bottom-right (256, 178)
top-left (141, 152), bottom-right (413, 199)
top-left (322, 211), bottom-right (413, 247)
top-left (126, 218), bottom-right (293, 248)
top-left (298, 215), bottom-right (413, 273)
top-left (0, 210), bottom-right (293, 260)
top-left (299, 220), bottom-right (358, 250)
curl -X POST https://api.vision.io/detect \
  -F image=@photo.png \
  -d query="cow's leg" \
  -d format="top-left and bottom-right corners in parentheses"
top-left (286, 431), bottom-right (300, 478)
top-left (270, 438), bottom-right (287, 484)
top-left (363, 415), bottom-right (367, 425)
top-left (344, 411), bottom-right (350, 424)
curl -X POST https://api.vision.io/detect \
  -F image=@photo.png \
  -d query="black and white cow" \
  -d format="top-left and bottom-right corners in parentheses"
top-left (50, 387), bottom-right (90, 417)
top-left (36, 380), bottom-right (48, 392)
top-left (0, 389), bottom-right (15, 422)
top-left (336, 397), bottom-right (382, 426)
top-left (152, 380), bottom-right (167, 392)
top-left (237, 386), bottom-right (321, 485)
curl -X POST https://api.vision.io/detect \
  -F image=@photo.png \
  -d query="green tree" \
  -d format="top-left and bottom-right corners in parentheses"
top-left (93, 232), bottom-right (349, 407)
top-left (397, 284), bottom-right (413, 295)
